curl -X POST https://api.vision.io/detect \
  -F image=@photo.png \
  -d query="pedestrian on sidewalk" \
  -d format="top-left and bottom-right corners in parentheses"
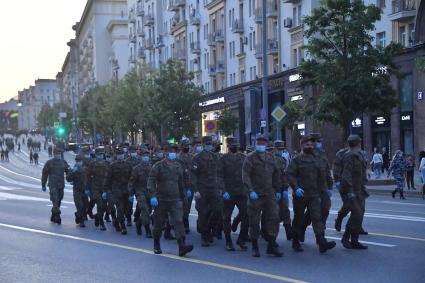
top-left (419, 151), bottom-right (425, 198)
top-left (371, 149), bottom-right (383, 179)
top-left (388, 150), bottom-right (407, 200)
top-left (405, 155), bottom-right (416, 190)
top-left (33, 151), bottom-right (39, 166)
top-left (382, 147), bottom-right (390, 174)
top-left (29, 150), bottom-right (33, 164)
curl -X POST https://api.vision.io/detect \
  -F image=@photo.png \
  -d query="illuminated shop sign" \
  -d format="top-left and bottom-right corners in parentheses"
top-left (290, 95), bottom-right (303, 101)
top-left (351, 117), bottom-right (362, 128)
top-left (289, 74), bottom-right (302, 82)
top-left (199, 97), bottom-right (225, 107)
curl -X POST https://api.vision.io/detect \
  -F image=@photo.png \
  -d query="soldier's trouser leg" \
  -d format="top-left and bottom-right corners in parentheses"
top-left (167, 201), bottom-right (185, 240)
top-left (207, 194), bottom-right (222, 235)
top-left (49, 186), bottom-right (64, 216)
top-left (124, 193), bottom-right (132, 221)
top-left (321, 193), bottom-right (331, 227)
top-left (92, 191), bottom-right (104, 220)
top-left (183, 194), bottom-right (193, 229)
top-left (248, 195), bottom-right (279, 240)
top-left (223, 196), bottom-right (237, 236)
top-left (307, 197), bottom-right (325, 238)
top-left (279, 196), bottom-right (291, 225)
top-left (292, 197), bottom-right (308, 240)
top-left (345, 196), bottom-right (364, 234)
top-left (235, 195), bottom-right (248, 240)
top-left (152, 202), bottom-right (167, 239)
top-left (73, 190), bottom-right (86, 220)
top-left (196, 194), bottom-right (221, 238)
top-left (136, 194), bottom-right (150, 226)
top-left (114, 193), bottom-right (126, 224)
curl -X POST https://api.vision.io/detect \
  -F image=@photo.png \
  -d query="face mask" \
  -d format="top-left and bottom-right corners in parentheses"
top-left (256, 145), bottom-right (266, 153)
top-left (157, 152), bottom-right (164, 159)
top-left (315, 143), bottom-right (322, 150)
top-left (96, 154), bottom-right (104, 160)
top-left (182, 148), bottom-right (190, 153)
top-left (167, 152), bottom-right (177, 160)
top-left (54, 154), bottom-right (61, 159)
top-left (204, 144), bottom-right (213, 152)
top-left (130, 152), bottom-right (138, 158)
top-left (229, 146), bottom-right (238, 153)
top-left (141, 156), bottom-right (150, 162)
top-left (123, 148), bottom-right (128, 153)
top-left (282, 152), bottom-right (289, 159)
top-left (195, 146), bottom-right (203, 153)
top-left (303, 148), bottom-right (314, 154)
top-left (117, 154), bottom-right (125, 161)
top-left (106, 157), bottom-right (112, 163)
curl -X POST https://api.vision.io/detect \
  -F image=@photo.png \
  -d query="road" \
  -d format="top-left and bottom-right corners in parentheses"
top-left (0, 144), bottom-right (424, 283)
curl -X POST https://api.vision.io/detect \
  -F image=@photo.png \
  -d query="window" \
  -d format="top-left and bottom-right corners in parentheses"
top-left (229, 42), bottom-right (232, 58)
top-left (249, 33), bottom-right (253, 50)
top-left (241, 70), bottom-right (245, 83)
top-left (376, 0), bottom-right (385, 9)
top-left (298, 5), bottom-right (302, 25)
top-left (253, 66), bottom-right (256, 79)
top-left (229, 10), bottom-right (232, 28)
top-left (409, 23), bottom-right (415, 46)
top-left (376, 32), bottom-right (386, 47)
top-left (399, 74), bottom-right (413, 112)
top-left (399, 26), bottom-right (406, 47)
top-left (293, 7), bottom-right (297, 26)
top-left (293, 48), bottom-right (298, 67)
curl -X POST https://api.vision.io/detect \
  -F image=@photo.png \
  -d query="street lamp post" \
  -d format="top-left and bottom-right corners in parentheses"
top-left (261, 0), bottom-right (269, 134)
top-left (112, 59), bottom-right (121, 143)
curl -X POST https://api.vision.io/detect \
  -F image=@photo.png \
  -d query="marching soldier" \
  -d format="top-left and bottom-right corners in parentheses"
top-left (148, 143), bottom-right (194, 257)
top-left (177, 139), bottom-right (194, 234)
top-left (66, 154), bottom-right (86, 227)
top-left (126, 145), bottom-right (141, 227)
top-left (41, 148), bottom-right (69, 224)
top-left (217, 137), bottom-right (248, 251)
top-left (242, 135), bottom-right (283, 257)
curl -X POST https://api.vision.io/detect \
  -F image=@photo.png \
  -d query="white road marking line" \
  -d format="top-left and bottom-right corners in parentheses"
top-left (0, 222), bottom-right (309, 283)
top-left (0, 191), bottom-right (73, 204)
top-left (369, 200), bottom-right (425, 207)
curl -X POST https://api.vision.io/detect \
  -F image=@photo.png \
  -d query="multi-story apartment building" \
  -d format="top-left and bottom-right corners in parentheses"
top-left (18, 79), bottom-right (59, 130)
top-left (127, 0), bottom-right (424, 156)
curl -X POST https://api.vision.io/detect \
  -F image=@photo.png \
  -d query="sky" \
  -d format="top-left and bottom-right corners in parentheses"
top-left (0, 0), bottom-right (87, 103)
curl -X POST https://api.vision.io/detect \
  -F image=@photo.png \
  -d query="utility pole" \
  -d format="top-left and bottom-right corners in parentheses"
top-left (112, 59), bottom-right (121, 143)
top-left (261, 0), bottom-right (269, 134)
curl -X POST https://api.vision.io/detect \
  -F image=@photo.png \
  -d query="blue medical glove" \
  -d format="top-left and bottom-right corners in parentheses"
top-left (223, 192), bottom-right (230, 201)
top-left (249, 191), bottom-right (258, 200)
top-left (327, 189), bottom-right (333, 197)
top-left (283, 191), bottom-right (289, 200)
top-left (295, 188), bottom-right (304, 198)
top-left (102, 192), bottom-right (108, 200)
top-left (186, 190), bottom-right (193, 199)
top-left (150, 197), bottom-right (158, 207)
top-left (84, 189), bottom-right (91, 197)
top-left (275, 192), bottom-right (282, 201)
top-left (335, 181), bottom-right (341, 190)
top-left (128, 196), bottom-right (134, 203)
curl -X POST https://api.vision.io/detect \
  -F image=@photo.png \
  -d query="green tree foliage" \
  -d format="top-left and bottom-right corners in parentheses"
top-left (299, 0), bottom-right (401, 138)
top-left (416, 57), bottom-right (425, 72)
top-left (217, 107), bottom-right (238, 136)
top-left (37, 104), bottom-right (55, 128)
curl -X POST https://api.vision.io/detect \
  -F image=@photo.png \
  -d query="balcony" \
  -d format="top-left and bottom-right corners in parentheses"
top-left (168, 0), bottom-right (179, 11)
top-left (129, 33), bottom-right (137, 43)
top-left (129, 12), bottom-right (136, 24)
top-left (255, 43), bottom-right (263, 59)
top-left (232, 19), bottom-right (244, 33)
top-left (138, 48), bottom-right (146, 59)
top-left (129, 57), bottom-right (137, 64)
top-left (267, 38), bottom-right (279, 54)
top-left (215, 30), bottom-right (224, 42)
top-left (137, 5), bottom-right (144, 16)
top-left (171, 19), bottom-right (188, 34)
top-left (176, 0), bottom-right (186, 6)
top-left (144, 14), bottom-right (154, 26)
top-left (190, 41), bottom-right (201, 54)
top-left (254, 8), bottom-right (263, 23)
top-left (173, 48), bottom-right (187, 61)
top-left (137, 27), bottom-right (145, 37)
top-left (190, 12), bottom-right (201, 25)
top-left (207, 33), bottom-right (216, 46)
top-left (389, 0), bottom-right (416, 22)
top-left (267, 2), bottom-right (278, 18)
top-left (216, 61), bottom-right (225, 73)
top-left (145, 38), bottom-right (155, 50)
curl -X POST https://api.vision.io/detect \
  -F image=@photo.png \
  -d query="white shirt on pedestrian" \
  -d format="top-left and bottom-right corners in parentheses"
top-left (372, 153), bottom-right (383, 164)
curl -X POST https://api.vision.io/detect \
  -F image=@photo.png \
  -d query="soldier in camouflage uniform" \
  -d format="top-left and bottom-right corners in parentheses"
top-left (81, 147), bottom-right (94, 220)
top-left (340, 135), bottom-right (368, 250)
top-left (273, 140), bottom-right (293, 241)
top-left (103, 148), bottom-right (114, 223)
top-left (333, 146), bottom-right (350, 231)
top-left (104, 148), bottom-right (133, 235)
top-left (41, 148), bottom-right (69, 224)
top-left (86, 147), bottom-right (109, 231)
top-left (242, 135), bottom-right (283, 257)
top-left (148, 143), bottom-right (194, 257)
top-left (287, 135), bottom-right (336, 254)
top-left (217, 137), bottom-right (248, 251)
top-left (128, 147), bottom-right (152, 238)
top-left (66, 154), bottom-right (86, 227)
top-left (192, 136), bottom-right (222, 247)
top-left (388, 150), bottom-right (407, 200)
top-left (177, 139), bottom-right (194, 234)
top-left (125, 145), bottom-right (141, 227)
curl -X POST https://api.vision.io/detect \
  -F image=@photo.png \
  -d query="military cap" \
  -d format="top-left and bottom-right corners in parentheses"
top-left (310, 133), bottom-right (322, 141)
top-left (226, 137), bottom-right (239, 146)
top-left (300, 135), bottom-right (315, 144)
top-left (274, 140), bottom-right (286, 149)
top-left (347, 134), bottom-right (362, 143)
top-left (95, 147), bottom-right (105, 154)
top-left (202, 136), bottom-right (213, 144)
top-left (75, 154), bottom-right (84, 161)
top-left (165, 143), bottom-right (178, 151)
top-left (266, 141), bottom-right (274, 151)
top-left (256, 134), bottom-right (269, 142)
top-left (115, 148), bottom-right (124, 155)
top-left (191, 136), bottom-right (202, 144)
top-left (129, 145), bottom-right (138, 151)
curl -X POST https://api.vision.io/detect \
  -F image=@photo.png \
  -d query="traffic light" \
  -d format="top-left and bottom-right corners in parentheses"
top-left (55, 126), bottom-right (66, 137)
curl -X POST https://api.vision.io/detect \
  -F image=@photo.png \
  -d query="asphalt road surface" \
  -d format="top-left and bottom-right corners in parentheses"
top-left (0, 145), bottom-right (424, 283)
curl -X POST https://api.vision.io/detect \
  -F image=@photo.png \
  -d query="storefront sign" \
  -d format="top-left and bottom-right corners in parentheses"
top-left (289, 74), bottom-right (301, 82)
top-left (351, 117), bottom-right (362, 128)
top-left (400, 112), bottom-right (413, 126)
top-left (372, 115), bottom-right (390, 127)
top-left (269, 77), bottom-right (285, 90)
top-left (290, 95), bottom-right (303, 101)
top-left (199, 97), bottom-right (225, 107)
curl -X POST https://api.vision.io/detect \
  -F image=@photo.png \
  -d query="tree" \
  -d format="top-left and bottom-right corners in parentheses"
top-left (217, 107), bottom-right (238, 136)
top-left (299, 0), bottom-right (401, 139)
top-left (37, 104), bottom-right (55, 128)
top-left (416, 56), bottom-right (425, 72)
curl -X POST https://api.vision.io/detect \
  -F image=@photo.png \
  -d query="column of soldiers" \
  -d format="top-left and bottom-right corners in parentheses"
top-left (41, 133), bottom-right (369, 258)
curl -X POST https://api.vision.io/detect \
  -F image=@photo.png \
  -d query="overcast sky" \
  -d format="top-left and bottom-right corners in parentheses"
top-left (0, 0), bottom-right (87, 102)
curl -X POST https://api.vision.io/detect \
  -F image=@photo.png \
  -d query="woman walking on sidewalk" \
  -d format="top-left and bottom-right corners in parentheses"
top-left (419, 151), bottom-right (425, 199)
top-left (388, 150), bottom-right (407, 200)
top-left (371, 149), bottom-right (383, 179)
top-left (405, 155), bottom-right (416, 190)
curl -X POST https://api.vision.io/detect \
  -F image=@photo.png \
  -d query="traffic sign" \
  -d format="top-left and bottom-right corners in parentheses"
top-left (271, 106), bottom-right (287, 122)
top-left (261, 120), bottom-right (267, 128)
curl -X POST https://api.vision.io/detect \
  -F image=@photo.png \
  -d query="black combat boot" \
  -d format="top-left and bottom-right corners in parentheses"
top-left (225, 234), bottom-right (235, 251)
top-left (317, 235), bottom-right (336, 254)
top-left (341, 230), bottom-right (352, 249)
top-left (178, 237), bottom-right (194, 257)
top-left (236, 237), bottom-right (248, 251)
top-left (145, 225), bottom-right (152, 238)
top-left (391, 190), bottom-right (396, 198)
top-left (351, 233), bottom-right (368, 250)
top-left (74, 212), bottom-right (80, 225)
top-left (252, 239), bottom-right (260, 257)
top-left (359, 228), bottom-right (368, 235)
top-left (292, 238), bottom-right (304, 252)
top-left (51, 213), bottom-right (55, 223)
top-left (400, 191), bottom-right (406, 200)
top-left (79, 221), bottom-right (86, 228)
top-left (94, 214), bottom-right (100, 227)
top-left (334, 215), bottom-right (343, 232)
top-left (120, 222), bottom-right (127, 235)
top-left (284, 224), bottom-right (293, 240)
top-left (104, 213), bottom-right (111, 223)
top-left (136, 220), bottom-right (142, 236)
top-left (113, 220), bottom-right (121, 232)
top-left (99, 218), bottom-right (106, 231)
top-left (201, 235), bottom-right (210, 247)
top-left (266, 237), bottom-right (283, 257)
top-left (154, 238), bottom-right (162, 254)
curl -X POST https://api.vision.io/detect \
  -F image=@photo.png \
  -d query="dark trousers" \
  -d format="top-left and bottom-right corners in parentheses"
top-left (292, 196), bottom-right (324, 239)
top-left (278, 195), bottom-right (292, 225)
top-left (406, 171), bottom-right (415, 189)
top-left (303, 193), bottom-right (331, 229)
top-left (112, 192), bottom-right (128, 224)
top-left (345, 196), bottom-right (365, 234)
top-left (135, 193), bottom-right (150, 226)
top-left (248, 195), bottom-right (279, 240)
top-left (195, 193), bottom-right (222, 238)
top-left (153, 200), bottom-right (185, 240)
top-left (73, 189), bottom-right (86, 219)
top-left (183, 194), bottom-right (194, 229)
top-left (223, 194), bottom-right (248, 239)
top-left (49, 186), bottom-right (64, 215)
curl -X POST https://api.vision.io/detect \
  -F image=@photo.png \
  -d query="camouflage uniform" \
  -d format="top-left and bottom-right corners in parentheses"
top-left (66, 155), bottom-right (86, 226)
top-left (177, 139), bottom-right (194, 233)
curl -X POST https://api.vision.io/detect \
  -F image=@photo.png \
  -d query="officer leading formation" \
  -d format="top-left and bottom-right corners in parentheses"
top-left (41, 133), bottom-right (369, 257)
